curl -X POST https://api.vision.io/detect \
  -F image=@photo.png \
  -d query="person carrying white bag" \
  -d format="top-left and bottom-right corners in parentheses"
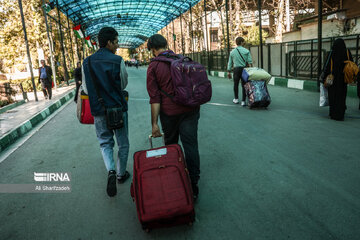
top-left (227, 37), bottom-right (253, 106)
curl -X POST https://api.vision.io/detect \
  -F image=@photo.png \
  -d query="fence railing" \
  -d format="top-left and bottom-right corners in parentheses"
top-left (187, 34), bottom-right (360, 80)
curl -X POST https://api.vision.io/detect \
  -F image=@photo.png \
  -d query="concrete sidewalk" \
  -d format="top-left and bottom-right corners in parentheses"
top-left (0, 84), bottom-right (76, 152)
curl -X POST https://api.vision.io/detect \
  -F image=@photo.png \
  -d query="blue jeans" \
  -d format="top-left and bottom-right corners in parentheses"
top-left (94, 112), bottom-right (129, 177)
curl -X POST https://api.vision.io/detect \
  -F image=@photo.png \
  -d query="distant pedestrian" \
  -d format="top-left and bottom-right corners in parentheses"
top-left (73, 62), bottom-right (82, 103)
top-left (38, 59), bottom-right (52, 100)
top-left (82, 27), bottom-right (130, 197)
top-left (227, 37), bottom-right (252, 106)
top-left (322, 38), bottom-right (353, 121)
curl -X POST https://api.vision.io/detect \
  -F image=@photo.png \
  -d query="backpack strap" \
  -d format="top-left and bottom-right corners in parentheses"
top-left (236, 48), bottom-right (247, 66)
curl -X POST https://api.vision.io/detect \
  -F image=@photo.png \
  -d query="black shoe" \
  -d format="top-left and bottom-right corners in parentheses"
top-left (191, 183), bottom-right (199, 201)
top-left (107, 170), bottom-right (117, 197)
top-left (117, 171), bottom-right (130, 184)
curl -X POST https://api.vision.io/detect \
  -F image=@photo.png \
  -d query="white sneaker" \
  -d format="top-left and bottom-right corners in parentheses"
top-left (233, 99), bottom-right (239, 104)
top-left (241, 101), bottom-right (246, 106)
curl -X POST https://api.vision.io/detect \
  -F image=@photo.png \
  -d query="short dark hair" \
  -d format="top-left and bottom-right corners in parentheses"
top-left (98, 27), bottom-right (118, 48)
top-left (147, 34), bottom-right (167, 51)
top-left (236, 37), bottom-right (245, 46)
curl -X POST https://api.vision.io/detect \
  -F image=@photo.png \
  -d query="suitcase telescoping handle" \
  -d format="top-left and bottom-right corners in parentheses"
top-left (148, 134), bottom-right (165, 149)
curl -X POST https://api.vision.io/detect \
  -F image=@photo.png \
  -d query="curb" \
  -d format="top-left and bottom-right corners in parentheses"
top-left (209, 71), bottom-right (358, 98)
top-left (0, 89), bottom-right (76, 153)
top-left (0, 100), bottom-right (25, 114)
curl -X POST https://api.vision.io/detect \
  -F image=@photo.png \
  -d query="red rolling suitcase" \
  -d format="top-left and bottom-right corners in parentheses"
top-left (131, 136), bottom-right (195, 231)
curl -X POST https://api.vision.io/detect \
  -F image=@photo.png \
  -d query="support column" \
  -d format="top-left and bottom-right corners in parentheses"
top-left (56, 0), bottom-right (69, 85)
top-left (42, 0), bottom-right (57, 90)
top-left (180, 14), bottom-right (184, 55)
top-left (18, 0), bottom-right (38, 101)
top-left (258, 0), bottom-right (264, 68)
top-left (172, 21), bottom-right (176, 53)
top-left (225, 0), bottom-right (231, 58)
top-left (190, 5), bottom-right (194, 59)
top-left (204, 0), bottom-right (210, 73)
top-left (66, 12), bottom-right (75, 68)
top-left (317, 0), bottom-right (322, 90)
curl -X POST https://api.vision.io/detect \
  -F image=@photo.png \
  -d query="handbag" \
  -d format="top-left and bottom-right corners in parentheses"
top-left (319, 83), bottom-right (329, 107)
top-left (76, 86), bottom-right (94, 124)
top-left (88, 56), bottom-right (126, 130)
top-left (324, 58), bottom-right (334, 88)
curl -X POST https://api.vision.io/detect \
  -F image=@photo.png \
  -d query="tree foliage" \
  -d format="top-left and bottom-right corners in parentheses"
top-left (0, 0), bottom-right (81, 78)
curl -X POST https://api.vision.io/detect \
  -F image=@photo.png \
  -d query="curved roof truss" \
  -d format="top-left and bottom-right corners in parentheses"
top-left (50, 0), bottom-right (200, 48)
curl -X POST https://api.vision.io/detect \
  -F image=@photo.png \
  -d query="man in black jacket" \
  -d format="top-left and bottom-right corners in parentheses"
top-left (38, 60), bottom-right (53, 100)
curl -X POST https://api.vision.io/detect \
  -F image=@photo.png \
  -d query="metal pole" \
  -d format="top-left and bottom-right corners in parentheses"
top-left (268, 44), bottom-right (271, 74)
top-left (190, 5), bottom-right (194, 59)
top-left (225, 0), bottom-right (231, 58)
top-left (18, 0), bottom-right (38, 101)
top-left (56, 0), bottom-right (69, 85)
top-left (294, 41), bottom-right (297, 77)
top-left (66, 11), bottom-right (75, 69)
top-left (280, 42), bottom-right (283, 76)
top-left (310, 39), bottom-right (314, 80)
top-left (166, 25), bottom-right (169, 50)
top-left (42, 0), bottom-right (57, 90)
top-left (172, 21), bottom-right (176, 53)
top-left (74, 33), bottom-right (81, 61)
top-left (356, 35), bottom-right (359, 65)
top-left (317, 0), bottom-right (322, 90)
top-left (204, 0), bottom-right (210, 73)
top-left (180, 14), bottom-right (184, 55)
top-left (258, 0), bottom-right (264, 68)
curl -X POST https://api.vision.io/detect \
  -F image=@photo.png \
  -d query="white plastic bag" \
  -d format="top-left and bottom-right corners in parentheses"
top-left (319, 83), bottom-right (329, 107)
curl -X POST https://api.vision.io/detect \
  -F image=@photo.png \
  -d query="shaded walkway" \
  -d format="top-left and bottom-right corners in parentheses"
top-left (0, 67), bottom-right (360, 239)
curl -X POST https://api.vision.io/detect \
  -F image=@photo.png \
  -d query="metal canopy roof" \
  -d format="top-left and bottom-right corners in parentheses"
top-left (50, 0), bottom-right (200, 48)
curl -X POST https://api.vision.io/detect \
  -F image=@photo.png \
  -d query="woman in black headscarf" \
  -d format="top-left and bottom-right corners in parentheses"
top-left (322, 38), bottom-right (353, 121)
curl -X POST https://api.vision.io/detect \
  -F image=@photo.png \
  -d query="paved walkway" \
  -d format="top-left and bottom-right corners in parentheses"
top-left (0, 68), bottom-right (360, 239)
top-left (0, 84), bottom-right (76, 151)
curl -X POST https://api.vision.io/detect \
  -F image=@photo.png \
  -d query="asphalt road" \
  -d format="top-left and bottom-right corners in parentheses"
top-left (1, 67), bottom-right (360, 240)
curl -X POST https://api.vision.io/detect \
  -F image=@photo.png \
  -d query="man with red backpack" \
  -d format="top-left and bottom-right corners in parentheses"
top-left (146, 34), bottom-right (211, 201)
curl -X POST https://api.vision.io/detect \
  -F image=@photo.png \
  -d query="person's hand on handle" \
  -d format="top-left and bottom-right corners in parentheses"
top-left (227, 72), bottom-right (232, 79)
top-left (152, 124), bottom-right (162, 138)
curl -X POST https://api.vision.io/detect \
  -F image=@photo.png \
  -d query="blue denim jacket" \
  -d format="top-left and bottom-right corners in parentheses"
top-left (83, 48), bottom-right (128, 116)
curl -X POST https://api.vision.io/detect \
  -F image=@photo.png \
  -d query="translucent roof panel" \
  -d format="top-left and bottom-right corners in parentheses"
top-left (50, 0), bottom-right (201, 48)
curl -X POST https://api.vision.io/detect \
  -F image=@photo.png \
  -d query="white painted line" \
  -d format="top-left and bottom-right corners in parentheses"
top-left (210, 71), bottom-right (215, 76)
top-left (0, 100), bottom-right (73, 164)
top-left (206, 102), bottom-right (238, 107)
top-left (218, 72), bottom-right (225, 78)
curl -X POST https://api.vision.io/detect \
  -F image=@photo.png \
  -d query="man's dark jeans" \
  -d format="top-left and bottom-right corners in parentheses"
top-left (233, 66), bottom-right (245, 101)
top-left (160, 109), bottom-right (200, 184)
top-left (40, 78), bottom-right (52, 99)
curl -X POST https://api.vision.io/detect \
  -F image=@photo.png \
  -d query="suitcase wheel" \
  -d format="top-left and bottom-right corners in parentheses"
top-left (142, 225), bottom-right (151, 233)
